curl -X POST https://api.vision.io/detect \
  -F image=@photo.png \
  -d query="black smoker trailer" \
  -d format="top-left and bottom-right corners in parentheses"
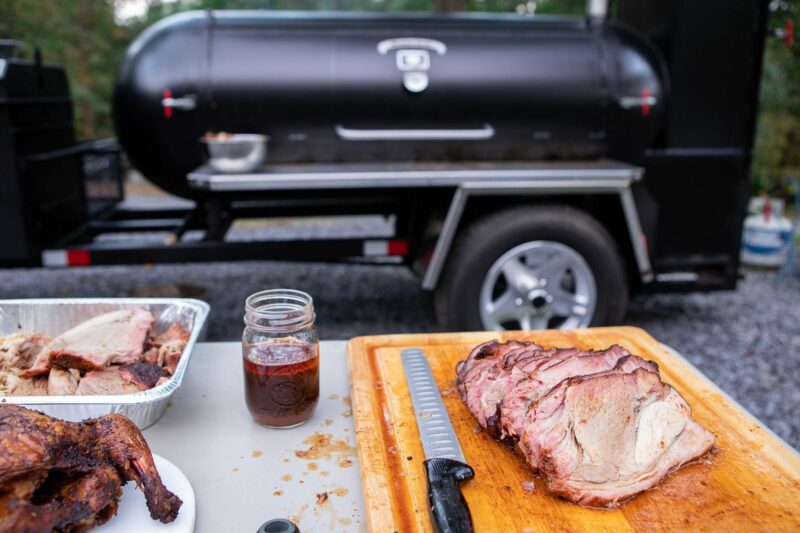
top-left (0, 0), bottom-right (769, 332)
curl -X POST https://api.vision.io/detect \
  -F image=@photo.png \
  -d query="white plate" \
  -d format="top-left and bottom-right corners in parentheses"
top-left (94, 454), bottom-right (195, 533)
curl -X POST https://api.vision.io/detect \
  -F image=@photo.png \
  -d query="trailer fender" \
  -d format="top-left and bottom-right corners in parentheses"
top-left (420, 176), bottom-right (653, 290)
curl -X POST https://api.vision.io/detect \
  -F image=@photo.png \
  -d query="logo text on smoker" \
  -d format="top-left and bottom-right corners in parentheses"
top-left (377, 38), bottom-right (448, 93)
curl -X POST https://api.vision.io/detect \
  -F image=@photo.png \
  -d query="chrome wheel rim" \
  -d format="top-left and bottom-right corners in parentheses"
top-left (479, 241), bottom-right (597, 331)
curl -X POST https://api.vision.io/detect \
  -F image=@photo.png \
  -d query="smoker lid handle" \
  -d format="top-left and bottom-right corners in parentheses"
top-left (335, 124), bottom-right (495, 141)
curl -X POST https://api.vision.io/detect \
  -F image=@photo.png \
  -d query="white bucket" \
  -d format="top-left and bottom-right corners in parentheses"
top-left (741, 198), bottom-right (793, 267)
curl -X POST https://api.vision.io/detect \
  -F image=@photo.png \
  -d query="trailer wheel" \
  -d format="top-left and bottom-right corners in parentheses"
top-left (434, 205), bottom-right (628, 331)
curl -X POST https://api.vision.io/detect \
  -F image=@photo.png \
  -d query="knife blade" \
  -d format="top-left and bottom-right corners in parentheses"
top-left (402, 348), bottom-right (474, 533)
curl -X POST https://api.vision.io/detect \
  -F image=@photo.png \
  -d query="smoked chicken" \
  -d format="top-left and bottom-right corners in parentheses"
top-left (0, 405), bottom-right (181, 531)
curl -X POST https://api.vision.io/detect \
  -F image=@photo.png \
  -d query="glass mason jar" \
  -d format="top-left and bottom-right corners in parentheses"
top-left (242, 289), bottom-right (320, 428)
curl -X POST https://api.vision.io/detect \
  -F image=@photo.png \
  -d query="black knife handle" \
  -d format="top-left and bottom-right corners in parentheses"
top-left (423, 458), bottom-right (475, 533)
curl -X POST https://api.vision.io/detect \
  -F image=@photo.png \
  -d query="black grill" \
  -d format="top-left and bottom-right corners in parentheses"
top-left (0, 43), bottom-right (121, 265)
top-left (113, 11), bottom-right (667, 199)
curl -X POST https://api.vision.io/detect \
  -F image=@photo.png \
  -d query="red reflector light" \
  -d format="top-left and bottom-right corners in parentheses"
top-left (387, 240), bottom-right (409, 256)
top-left (641, 88), bottom-right (651, 117)
top-left (67, 249), bottom-right (91, 266)
top-left (163, 88), bottom-right (173, 119)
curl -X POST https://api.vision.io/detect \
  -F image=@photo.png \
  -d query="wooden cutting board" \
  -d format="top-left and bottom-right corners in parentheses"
top-left (347, 328), bottom-right (800, 532)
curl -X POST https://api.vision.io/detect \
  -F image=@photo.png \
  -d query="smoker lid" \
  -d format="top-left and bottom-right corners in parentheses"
top-left (201, 9), bottom-right (594, 31)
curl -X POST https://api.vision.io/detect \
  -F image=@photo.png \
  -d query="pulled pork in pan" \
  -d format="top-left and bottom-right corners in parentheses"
top-left (0, 309), bottom-right (189, 397)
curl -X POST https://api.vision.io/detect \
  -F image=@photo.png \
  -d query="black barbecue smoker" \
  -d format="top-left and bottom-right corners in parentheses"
top-left (0, 0), bottom-right (769, 332)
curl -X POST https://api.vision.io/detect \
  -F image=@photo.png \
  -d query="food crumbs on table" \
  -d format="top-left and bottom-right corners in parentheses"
top-left (299, 480), bottom-right (304, 483)
top-left (337, 458), bottom-right (353, 468)
top-left (288, 503), bottom-right (308, 524)
top-left (281, 474), bottom-right (292, 481)
top-left (338, 518), bottom-right (352, 526)
top-left (341, 395), bottom-right (352, 417)
top-left (294, 432), bottom-right (355, 460)
top-left (308, 462), bottom-right (318, 471)
top-left (332, 487), bottom-right (349, 497)
top-left (282, 458), bottom-right (289, 463)
top-left (322, 418), bottom-right (333, 427)
top-left (315, 492), bottom-right (329, 505)
top-left (522, 480), bottom-right (536, 494)
top-left (273, 490), bottom-right (284, 496)
top-left (302, 471), bottom-right (308, 476)
top-left (320, 471), bottom-right (329, 477)
top-left (232, 467), bottom-right (239, 472)
top-left (251, 450), bottom-right (263, 458)
top-left (327, 393), bottom-right (339, 400)
top-left (166, 400), bottom-right (173, 408)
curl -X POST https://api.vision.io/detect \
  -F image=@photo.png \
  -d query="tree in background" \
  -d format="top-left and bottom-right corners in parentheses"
top-left (751, 0), bottom-right (800, 196)
top-left (0, 0), bottom-right (132, 139)
top-left (0, 0), bottom-right (796, 199)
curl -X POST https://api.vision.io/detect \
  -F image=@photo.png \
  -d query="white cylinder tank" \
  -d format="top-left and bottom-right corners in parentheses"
top-left (741, 198), bottom-right (794, 267)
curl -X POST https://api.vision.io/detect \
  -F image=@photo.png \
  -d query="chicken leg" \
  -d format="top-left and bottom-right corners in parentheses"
top-left (0, 405), bottom-right (181, 524)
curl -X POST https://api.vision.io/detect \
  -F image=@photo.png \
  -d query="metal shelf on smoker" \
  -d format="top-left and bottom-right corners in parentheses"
top-left (187, 160), bottom-right (642, 192)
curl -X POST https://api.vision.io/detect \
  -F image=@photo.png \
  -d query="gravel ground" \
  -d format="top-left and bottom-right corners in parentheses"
top-left (627, 267), bottom-right (800, 451)
top-left (0, 262), bottom-right (797, 450)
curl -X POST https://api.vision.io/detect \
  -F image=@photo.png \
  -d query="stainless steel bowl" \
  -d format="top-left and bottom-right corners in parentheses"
top-left (0, 298), bottom-right (210, 429)
top-left (202, 133), bottom-right (267, 174)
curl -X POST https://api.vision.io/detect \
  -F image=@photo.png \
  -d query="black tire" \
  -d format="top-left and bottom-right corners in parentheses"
top-left (434, 204), bottom-right (628, 331)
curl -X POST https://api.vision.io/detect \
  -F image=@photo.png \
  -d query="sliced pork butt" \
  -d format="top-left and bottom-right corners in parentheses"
top-left (142, 323), bottom-right (189, 374)
top-left (47, 367), bottom-right (81, 396)
top-left (0, 373), bottom-right (48, 396)
top-left (461, 346), bottom-right (573, 432)
top-left (24, 309), bottom-right (154, 377)
top-left (0, 333), bottom-right (50, 370)
top-left (455, 339), bottom-right (537, 386)
top-left (460, 343), bottom-right (642, 436)
top-left (520, 368), bottom-right (715, 507)
top-left (163, 351), bottom-right (181, 375)
top-left (76, 367), bottom-right (140, 396)
top-left (119, 363), bottom-right (168, 390)
top-left (455, 340), bottom-right (542, 429)
top-left (499, 349), bottom-right (658, 440)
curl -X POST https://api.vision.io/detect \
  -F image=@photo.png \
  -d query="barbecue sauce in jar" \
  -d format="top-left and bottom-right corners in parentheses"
top-left (243, 289), bottom-right (319, 428)
top-left (243, 341), bottom-right (319, 427)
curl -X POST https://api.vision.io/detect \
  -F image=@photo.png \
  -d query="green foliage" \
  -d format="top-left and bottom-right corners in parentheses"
top-left (751, 0), bottom-right (800, 197)
top-left (0, 0), bottom-right (132, 139)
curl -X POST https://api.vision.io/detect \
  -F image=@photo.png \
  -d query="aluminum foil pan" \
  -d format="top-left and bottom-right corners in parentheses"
top-left (0, 298), bottom-right (209, 429)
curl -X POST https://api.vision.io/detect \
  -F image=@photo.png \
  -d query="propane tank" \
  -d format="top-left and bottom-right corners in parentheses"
top-left (741, 198), bottom-right (794, 267)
